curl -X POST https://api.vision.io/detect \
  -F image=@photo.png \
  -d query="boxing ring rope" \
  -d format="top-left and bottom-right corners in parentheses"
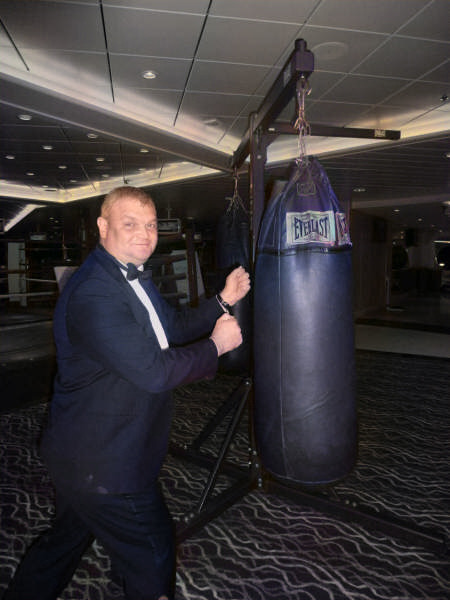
top-left (0, 292), bottom-right (56, 299)
top-left (0, 267), bottom-right (76, 300)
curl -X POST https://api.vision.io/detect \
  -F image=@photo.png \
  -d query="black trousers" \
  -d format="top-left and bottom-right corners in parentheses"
top-left (3, 483), bottom-right (175, 600)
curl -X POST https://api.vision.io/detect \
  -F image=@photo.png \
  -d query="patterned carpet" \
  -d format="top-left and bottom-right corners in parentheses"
top-left (1, 350), bottom-right (449, 600)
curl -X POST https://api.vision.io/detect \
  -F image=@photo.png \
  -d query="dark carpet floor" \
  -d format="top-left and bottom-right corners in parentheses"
top-left (1, 350), bottom-right (449, 599)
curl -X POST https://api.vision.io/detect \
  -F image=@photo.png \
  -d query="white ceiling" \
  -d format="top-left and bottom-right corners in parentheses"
top-left (0, 0), bottom-right (449, 233)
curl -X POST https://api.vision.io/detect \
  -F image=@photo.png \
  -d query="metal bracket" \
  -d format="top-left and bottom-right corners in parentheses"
top-left (233, 38), bottom-right (314, 169)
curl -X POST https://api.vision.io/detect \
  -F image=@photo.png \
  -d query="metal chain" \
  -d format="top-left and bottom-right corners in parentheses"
top-left (294, 76), bottom-right (315, 195)
top-left (294, 76), bottom-right (311, 163)
top-left (226, 167), bottom-right (247, 213)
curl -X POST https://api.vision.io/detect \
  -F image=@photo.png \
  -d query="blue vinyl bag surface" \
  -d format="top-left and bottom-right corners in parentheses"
top-left (254, 158), bottom-right (357, 484)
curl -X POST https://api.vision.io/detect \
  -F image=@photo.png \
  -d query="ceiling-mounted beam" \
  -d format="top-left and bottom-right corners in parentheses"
top-left (268, 122), bottom-right (401, 140)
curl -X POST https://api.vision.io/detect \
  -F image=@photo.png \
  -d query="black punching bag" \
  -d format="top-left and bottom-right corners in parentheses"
top-left (216, 198), bottom-right (251, 374)
top-left (254, 158), bottom-right (357, 485)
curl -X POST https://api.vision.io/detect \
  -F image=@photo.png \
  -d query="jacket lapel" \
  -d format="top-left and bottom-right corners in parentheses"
top-left (93, 246), bottom-right (156, 336)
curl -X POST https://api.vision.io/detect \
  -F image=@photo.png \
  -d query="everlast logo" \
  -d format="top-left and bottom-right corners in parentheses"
top-left (286, 210), bottom-right (335, 245)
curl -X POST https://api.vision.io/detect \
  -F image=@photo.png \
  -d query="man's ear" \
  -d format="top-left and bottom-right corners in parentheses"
top-left (97, 216), bottom-right (108, 239)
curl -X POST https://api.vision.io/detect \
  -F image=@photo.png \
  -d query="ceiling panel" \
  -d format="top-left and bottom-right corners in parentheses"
top-left (179, 92), bottom-right (261, 119)
top-left (354, 37), bottom-right (449, 79)
top-left (397, 0), bottom-right (450, 41)
top-left (109, 55), bottom-right (191, 90)
top-left (103, 0), bottom-right (210, 11)
top-left (111, 88), bottom-right (182, 124)
top-left (301, 71), bottom-right (344, 100)
top-left (22, 49), bottom-right (112, 102)
top-left (103, 6), bottom-right (205, 56)
top-left (320, 74), bottom-right (407, 104)
top-left (0, 26), bottom-right (25, 70)
top-left (21, 49), bottom-right (111, 90)
top-left (60, 127), bottom-right (119, 142)
top-left (64, 141), bottom-right (122, 155)
top-left (0, 104), bottom-right (57, 127)
top-left (187, 61), bottom-right (274, 95)
top-left (209, 0), bottom-right (318, 22)
top-left (197, 17), bottom-right (300, 65)
top-left (308, 0), bottom-right (427, 33)
top-left (2, 140), bottom-right (73, 154)
top-left (0, 125), bottom-right (67, 142)
top-left (351, 106), bottom-right (427, 129)
top-left (304, 101), bottom-right (373, 126)
top-left (0, 1), bottom-right (104, 51)
top-left (216, 116), bottom-right (249, 140)
top-left (421, 61), bottom-right (450, 84)
top-left (383, 81), bottom-right (450, 110)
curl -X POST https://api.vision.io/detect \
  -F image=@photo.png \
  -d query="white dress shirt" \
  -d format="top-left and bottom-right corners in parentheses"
top-left (121, 266), bottom-right (169, 350)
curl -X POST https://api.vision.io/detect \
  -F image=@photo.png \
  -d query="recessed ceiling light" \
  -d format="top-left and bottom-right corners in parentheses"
top-left (42, 145), bottom-right (53, 150)
top-left (417, 218), bottom-right (423, 222)
top-left (18, 114), bottom-right (32, 121)
top-left (141, 70), bottom-right (157, 80)
top-left (138, 168), bottom-right (146, 171)
top-left (101, 174), bottom-right (110, 178)
top-left (353, 187), bottom-right (366, 193)
top-left (58, 165), bottom-right (67, 170)
top-left (96, 157), bottom-right (105, 162)
top-left (5, 154), bottom-right (15, 159)
top-left (70, 179), bottom-right (78, 183)
top-left (203, 118), bottom-right (221, 127)
top-left (26, 172), bottom-right (35, 176)
top-left (445, 151), bottom-right (450, 158)
top-left (394, 208), bottom-right (400, 213)
top-left (139, 148), bottom-right (149, 153)
top-left (87, 132), bottom-right (98, 139)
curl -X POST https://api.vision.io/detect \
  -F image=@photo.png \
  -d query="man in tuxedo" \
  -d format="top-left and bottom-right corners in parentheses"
top-left (4, 186), bottom-right (250, 600)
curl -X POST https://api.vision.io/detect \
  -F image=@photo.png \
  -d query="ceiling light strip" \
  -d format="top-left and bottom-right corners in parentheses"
top-left (0, 18), bottom-right (29, 71)
top-left (99, 0), bottom-right (115, 103)
top-left (173, 0), bottom-right (213, 127)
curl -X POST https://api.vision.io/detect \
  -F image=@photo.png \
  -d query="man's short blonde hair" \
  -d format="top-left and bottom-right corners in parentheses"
top-left (100, 186), bottom-right (156, 219)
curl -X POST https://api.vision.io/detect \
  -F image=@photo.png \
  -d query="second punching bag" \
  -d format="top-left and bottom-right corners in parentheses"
top-left (254, 158), bottom-right (357, 485)
top-left (216, 196), bottom-right (252, 374)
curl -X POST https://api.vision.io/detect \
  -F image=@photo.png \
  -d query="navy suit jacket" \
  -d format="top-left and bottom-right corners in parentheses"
top-left (41, 245), bottom-right (222, 494)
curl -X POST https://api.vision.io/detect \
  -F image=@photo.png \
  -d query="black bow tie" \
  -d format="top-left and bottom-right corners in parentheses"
top-left (126, 263), bottom-right (152, 281)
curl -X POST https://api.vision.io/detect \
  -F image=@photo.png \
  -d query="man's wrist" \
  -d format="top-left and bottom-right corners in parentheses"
top-left (209, 335), bottom-right (222, 356)
top-left (216, 293), bottom-right (232, 314)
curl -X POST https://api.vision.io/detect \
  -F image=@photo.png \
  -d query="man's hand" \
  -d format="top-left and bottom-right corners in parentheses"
top-left (220, 266), bottom-right (251, 306)
top-left (210, 313), bottom-right (243, 356)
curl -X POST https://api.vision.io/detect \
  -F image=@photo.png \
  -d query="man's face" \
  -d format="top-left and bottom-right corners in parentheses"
top-left (97, 196), bottom-right (158, 266)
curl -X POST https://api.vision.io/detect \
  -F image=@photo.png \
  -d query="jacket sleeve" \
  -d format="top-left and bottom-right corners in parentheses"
top-left (66, 276), bottom-right (219, 394)
top-left (146, 279), bottom-right (224, 345)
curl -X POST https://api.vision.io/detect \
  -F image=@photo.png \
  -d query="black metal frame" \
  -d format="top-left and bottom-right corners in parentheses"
top-left (171, 39), bottom-right (448, 556)
top-left (232, 38), bottom-right (400, 259)
top-left (173, 377), bottom-right (259, 543)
